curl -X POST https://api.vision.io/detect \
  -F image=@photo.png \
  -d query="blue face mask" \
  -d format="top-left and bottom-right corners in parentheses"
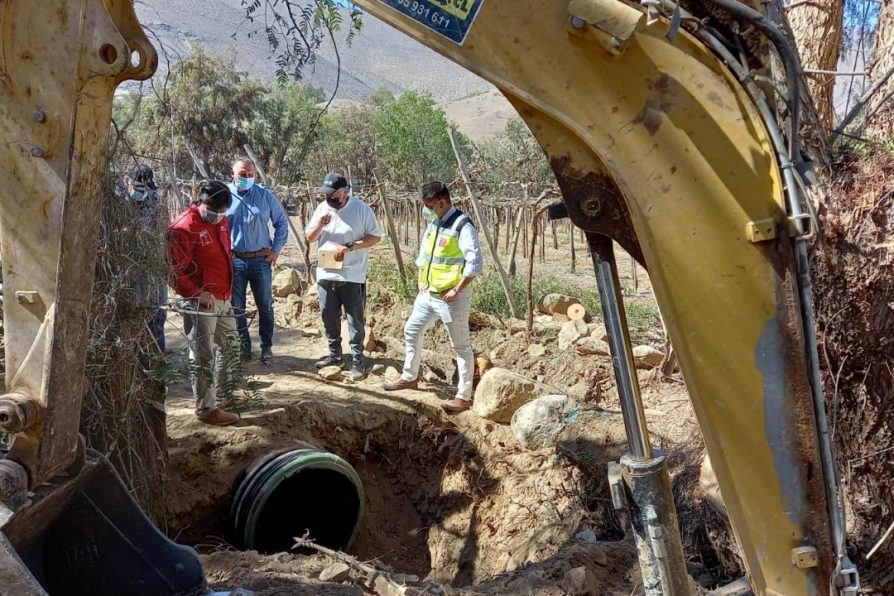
top-left (201, 209), bottom-right (225, 224)
top-left (235, 177), bottom-right (255, 191)
top-left (129, 190), bottom-right (146, 201)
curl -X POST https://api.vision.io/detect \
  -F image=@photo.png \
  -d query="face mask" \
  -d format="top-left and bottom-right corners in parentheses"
top-left (235, 177), bottom-right (255, 191)
top-left (422, 206), bottom-right (436, 222)
top-left (326, 195), bottom-right (343, 210)
top-left (201, 209), bottom-right (224, 224)
top-left (129, 190), bottom-right (145, 201)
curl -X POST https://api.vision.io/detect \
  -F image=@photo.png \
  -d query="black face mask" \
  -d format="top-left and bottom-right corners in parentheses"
top-left (326, 195), bottom-right (343, 209)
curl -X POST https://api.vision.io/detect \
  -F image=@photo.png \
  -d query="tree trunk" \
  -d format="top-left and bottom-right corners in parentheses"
top-left (786, 0), bottom-right (844, 131)
top-left (864, 0), bottom-right (894, 141)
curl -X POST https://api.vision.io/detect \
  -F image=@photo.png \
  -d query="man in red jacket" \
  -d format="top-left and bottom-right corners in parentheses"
top-left (167, 181), bottom-right (239, 426)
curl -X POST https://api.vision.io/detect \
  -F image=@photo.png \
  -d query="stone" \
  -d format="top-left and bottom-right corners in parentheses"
top-left (588, 324), bottom-right (609, 341)
top-left (319, 366), bottom-right (343, 381)
top-left (510, 394), bottom-right (569, 449)
top-left (473, 368), bottom-right (537, 423)
top-left (319, 562), bottom-right (350, 583)
top-left (371, 363), bottom-right (385, 375)
top-left (538, 293), bottom-right (580, 315)
top-left (632, 345), bottom-right (663, 369)
top-left (302, 327), bottom-right (322, 338)
top-left (562, 566), bottom-right (599, 595)
top-left (363, 326), bottom-right (377, 352)
top-left (476, 353), bottom-right (493, 375)
top-left (528, 343), bottom-right (547, 358)
top-left (384, 366), bottom-right (400, 379)
top-left (558, 319), bottom-right (589, 352)
top-left (272, 268), bottom-right (302, 297)
top-left (576, 337), bottom-right (611, 357)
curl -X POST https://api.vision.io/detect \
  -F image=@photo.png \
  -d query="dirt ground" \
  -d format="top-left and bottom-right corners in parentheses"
top-left (158, 234), bottom-right (731, 594)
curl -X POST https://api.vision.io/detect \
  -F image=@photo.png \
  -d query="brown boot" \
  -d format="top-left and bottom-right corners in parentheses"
top-left (198, 407), bottom-right (239, 426)
top-left (441, 398), bottom-right (471, 414)
top-left (382, 378), bottom-right (418, 391)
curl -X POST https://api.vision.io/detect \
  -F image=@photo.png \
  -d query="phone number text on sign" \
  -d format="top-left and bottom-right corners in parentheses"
top-left (378, 0), bottom-right (484, 45)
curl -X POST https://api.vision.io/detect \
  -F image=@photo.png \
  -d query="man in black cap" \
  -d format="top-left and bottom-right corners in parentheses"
top-left (305, 173), bottom-right (382, 380)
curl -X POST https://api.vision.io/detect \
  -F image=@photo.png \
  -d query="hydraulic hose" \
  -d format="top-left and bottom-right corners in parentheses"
top-left (698, 0), bottom-right (804, 165)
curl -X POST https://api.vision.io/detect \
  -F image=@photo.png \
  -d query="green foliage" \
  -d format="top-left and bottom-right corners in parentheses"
top-left (373, 91), bottom-right (468, 189)
top-left (304, 105), bottom-right (380, 186)
top-left (112, 47), bottom-right (324, 184)
top-left (474, 117), bottom-right (553, 193)
top-left (367, 86), bottom-right (396, 107)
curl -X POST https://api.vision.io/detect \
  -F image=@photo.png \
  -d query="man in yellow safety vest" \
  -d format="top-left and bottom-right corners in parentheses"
top-left (383, 181), bottom-right (483, 413)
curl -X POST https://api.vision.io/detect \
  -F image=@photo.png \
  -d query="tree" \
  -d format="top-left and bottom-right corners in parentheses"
top-left (373, 91), bottom-right (466, 189)
top-left (474, 118), bottom-right (553, 194)
top-left (367, 86), bottom-right (396, 107)
top-left (304, 106), bottom-right (380, 186)
top-left (787, 0), bottom-right (844, 131)
top-left (863, 0), bottom-right (894, 141)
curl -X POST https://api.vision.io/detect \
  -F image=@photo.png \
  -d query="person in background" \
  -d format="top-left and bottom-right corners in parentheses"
top-left (305, 172), bottom-right (382, 381)
top-left (167, 181), bottom-right (239, 426)
top-left (124, 164), bottom-right (167, 352)
top-left (226, 157), bottom-right (289, 363)
top-left (383, 181), bottom-right (482, 413)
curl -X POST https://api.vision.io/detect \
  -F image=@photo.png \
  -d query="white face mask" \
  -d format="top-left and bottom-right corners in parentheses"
top-left (422, 206), bottom-right (436, 222)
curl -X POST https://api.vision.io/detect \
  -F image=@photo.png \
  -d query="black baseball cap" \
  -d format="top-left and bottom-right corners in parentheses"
top-left (318, 172), bottom-right (348, 195)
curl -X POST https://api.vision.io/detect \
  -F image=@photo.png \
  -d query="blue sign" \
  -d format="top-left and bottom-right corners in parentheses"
top-left (378, 0), bottom-right (485, 45)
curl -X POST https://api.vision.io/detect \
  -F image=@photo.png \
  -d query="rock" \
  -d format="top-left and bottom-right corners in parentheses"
top-left (371, 363), bottom-right (385, 375)
top-left (384, 366), bottom-right (400, 379)
top-left (510, 394), bottom-right (569, 449)
top-left (588, 324), bottom-right (608, 341)
top-left (575, 530), bottom-right (598, 544)
top-left (319, 562), bottom-right (350, 583)
top-left (469, 311), bottom-right (502, 330)
top-left (562, 566), bottom-right (599, 595)
top-left (301, 327), bottom-right (322, 338)
top-left (473, 368), bottom-right (537, 423)
top-left (538, 293), bottom-right (580, 315)
top-left (633, 345), bottom-right (663, 369)
top-left (476, 353), bottom-right (493, 376)
top-left (272, 268), bottom-right (303, 297)
top-left (558, 319), bottom-right (589, 351)
top-left (528, 343), bottom-right (547, 358)
top-left (318, 366), bottom-right (343, 381)
top-left (363, 326), bottom-right (377, 352)
top-left (576, 337), bottom-right (611, 357)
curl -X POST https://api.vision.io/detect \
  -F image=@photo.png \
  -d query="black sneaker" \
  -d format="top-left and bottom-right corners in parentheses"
top-left (315, 355), bottom-right (344, 369)
top-left (260, 347), bottom-right (273, 363)
top-left (349, 361), bottom-right (368, 382)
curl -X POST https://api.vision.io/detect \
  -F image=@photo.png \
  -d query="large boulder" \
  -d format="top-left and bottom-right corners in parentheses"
top-left (511, 394), bottom-right (570, 449)
top-left (576, 337), bottom-right (611, 357)
top-left (538, 293), bottom-right (580, 315)
top-left (632, 345), bottom-right (663, 369)
top-left (472, 368), bottom-right (537, 422)
top-left (558, 319), bottom-right (589, 351)
top-left (273, 268), bottom-right (303, 297)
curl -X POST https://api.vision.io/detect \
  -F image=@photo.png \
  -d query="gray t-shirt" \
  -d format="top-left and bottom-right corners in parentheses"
top-left (308, 195), bottom-right (382, 284)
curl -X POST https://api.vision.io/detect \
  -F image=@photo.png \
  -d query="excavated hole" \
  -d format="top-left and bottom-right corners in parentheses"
top-left (165, 399), bottom-right (589, 584)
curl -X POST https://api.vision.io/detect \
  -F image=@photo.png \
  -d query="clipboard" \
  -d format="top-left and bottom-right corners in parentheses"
top-left (319, 250), bottom-right (344, 270)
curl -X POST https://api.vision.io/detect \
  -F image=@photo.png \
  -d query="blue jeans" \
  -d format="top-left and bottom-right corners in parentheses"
top-left (318, 280), bottom-right (366, 363)
top-left (232, 255), bottom-right (274, 352)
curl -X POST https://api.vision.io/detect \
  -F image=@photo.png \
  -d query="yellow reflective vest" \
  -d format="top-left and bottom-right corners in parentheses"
top-left (419, 209), bottom-right (473, 293)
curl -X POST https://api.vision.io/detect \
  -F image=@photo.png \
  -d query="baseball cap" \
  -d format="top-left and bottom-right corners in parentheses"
top-left (318, 172), bottom-right (348, 195)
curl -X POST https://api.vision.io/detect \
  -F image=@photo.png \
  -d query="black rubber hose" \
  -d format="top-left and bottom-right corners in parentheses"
top-left (699, 0), bottom-right (803, 165)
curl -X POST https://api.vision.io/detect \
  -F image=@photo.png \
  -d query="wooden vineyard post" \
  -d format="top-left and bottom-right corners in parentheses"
top-left (570, 220), bottom-right (577, 274)
top-left (448, 128), bottom-right (520, 318)
top-left (373, 172), bottom-right (406, 286)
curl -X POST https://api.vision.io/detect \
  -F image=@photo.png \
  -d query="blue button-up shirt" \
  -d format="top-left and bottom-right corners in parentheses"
top-left (226, 183), bottom-right (289, 254)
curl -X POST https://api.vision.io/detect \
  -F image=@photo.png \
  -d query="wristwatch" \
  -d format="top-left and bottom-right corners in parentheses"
top-left (345, 242), bottom-right (355, 251)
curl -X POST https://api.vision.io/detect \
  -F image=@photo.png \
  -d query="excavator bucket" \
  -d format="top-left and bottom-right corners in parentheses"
top-left (0, 1), bottom-right (209, 593)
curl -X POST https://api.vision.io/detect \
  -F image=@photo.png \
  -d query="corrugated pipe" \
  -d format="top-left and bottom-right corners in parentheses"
top-left (227, 444), bottom-right (365, 554)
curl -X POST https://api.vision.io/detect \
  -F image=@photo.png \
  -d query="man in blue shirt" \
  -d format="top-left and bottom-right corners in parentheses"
top-left (226, 158), bottom-right (289, 363)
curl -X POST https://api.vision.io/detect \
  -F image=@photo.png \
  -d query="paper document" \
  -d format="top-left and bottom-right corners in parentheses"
top-left (319, 250), bottom-right (344, 270)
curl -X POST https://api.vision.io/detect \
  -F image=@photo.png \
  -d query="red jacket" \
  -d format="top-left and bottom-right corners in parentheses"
top-left (167, 204), bottom-right (233, 300)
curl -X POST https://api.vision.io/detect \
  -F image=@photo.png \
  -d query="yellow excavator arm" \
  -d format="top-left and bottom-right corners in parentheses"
top-left (0, 0), bottom-right (860, 595)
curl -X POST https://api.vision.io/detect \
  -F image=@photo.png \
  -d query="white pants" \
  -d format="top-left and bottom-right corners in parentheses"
top-left (401, 289), bottom-right (474, 400)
